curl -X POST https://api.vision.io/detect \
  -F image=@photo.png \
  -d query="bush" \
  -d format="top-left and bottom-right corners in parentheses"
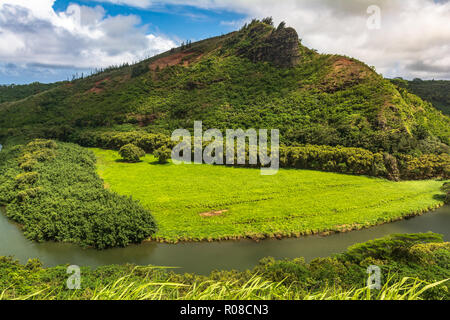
top-left (279, 145), bottom-right (388, 177)
top-left (19, 159), bottom-right (37, 172)
top-left (16, 187), bottom-right (41, 202)
top-left (397, 153), bottom-right (450, 180)
top-left (26, 139), bottom-right (57, 150)
top-left (119, 144), bottom-right (145, 163)
top-left (154, 146), bottom-right (171, 164)
top-left (15, 172), bottom-right (39, 187)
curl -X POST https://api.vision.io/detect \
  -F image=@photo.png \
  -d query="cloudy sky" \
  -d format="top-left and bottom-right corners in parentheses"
top-left (0, 0), bottom-right (449, 84)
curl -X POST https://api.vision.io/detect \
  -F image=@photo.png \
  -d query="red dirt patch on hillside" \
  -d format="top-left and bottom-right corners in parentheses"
top-left (333, 58), bottom-right (355, 70)
top-left (319, 57), bottom-right (371, 92)
top-left (89, 87), bottom-right (103, 94)
top-left (95, 77), bottom-right (110, 86)
top-left (88, 77), bottom-right (110, 94)
top-left (149, 51), bottom-right (202, 71)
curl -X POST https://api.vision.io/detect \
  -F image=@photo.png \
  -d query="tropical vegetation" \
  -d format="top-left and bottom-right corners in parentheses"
top-left (0, 233), bottom-right (448, 300)
top-left (0, 140), bottom-right (157, 249)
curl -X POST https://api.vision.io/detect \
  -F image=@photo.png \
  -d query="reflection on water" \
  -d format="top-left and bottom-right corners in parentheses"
top-left (1, 206), bottom-right (449, 275)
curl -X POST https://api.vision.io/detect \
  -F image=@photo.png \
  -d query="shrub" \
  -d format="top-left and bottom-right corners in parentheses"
top-left (26, 139), bottom-right (57, 150)
top-left (397, 153), bottom-right (450, 180)
top-left (30, 149), bottom-right (56, 162)
top-left (15, 172), bottom-right (39, 187)
top-left (19, 159), bottom-right (37, 172)
top-left (279, 145), bottom-right (388, 178)
top-left (119, 144), bottom-right (145, 163)
top-left (154, 146), bottom-right (171, 164)
top-left (16, 187), bottom-right (41, 202)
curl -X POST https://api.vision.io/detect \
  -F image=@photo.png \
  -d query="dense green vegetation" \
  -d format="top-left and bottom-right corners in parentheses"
top-left (0, 233), bottom-right (448, 300)
top-left (93, 148), bottom-right (445, 243)
top-left (281, 145), bottom-right (449, 180)
top-left (0, 20), bottom-right (448, 158)
top-left (0, 140), bottom-right (157, 249)
top-left (391, 78), bottom-right (450, 115)
top-left (70, 129), bottom-right (450, 180)
top-left (0, 82), bottom-right (62, 104)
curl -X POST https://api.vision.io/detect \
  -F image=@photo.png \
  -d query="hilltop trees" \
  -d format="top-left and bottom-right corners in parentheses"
top-left (262, 17), bottom-right (273, 26)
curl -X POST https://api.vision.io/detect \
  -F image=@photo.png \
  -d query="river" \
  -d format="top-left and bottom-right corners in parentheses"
top-left (0, 205), bottom-right (449, 274)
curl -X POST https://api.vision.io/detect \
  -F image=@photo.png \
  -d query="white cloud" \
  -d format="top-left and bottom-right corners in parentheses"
top-left (95, 0), bottom-right (153, 8)
top-left (99, 0), bottom-right (450, 79)
top-left (0, 0), bottom-right (176, 72)
top-left (1, 0), bottom-right (449, 81)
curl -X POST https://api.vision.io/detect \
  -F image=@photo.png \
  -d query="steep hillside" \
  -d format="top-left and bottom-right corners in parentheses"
top-left (390, 78), bottom-right (450, 115)
top-left (0, 19), bottom-right (448, 155)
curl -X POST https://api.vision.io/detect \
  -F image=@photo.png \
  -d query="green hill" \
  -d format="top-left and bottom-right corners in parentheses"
top-left (390, 78), bottom-right (450, 116)
top-left (0, 82), bottom-right (62, 104)
top-left (0, 19), bottom-right (449, 156)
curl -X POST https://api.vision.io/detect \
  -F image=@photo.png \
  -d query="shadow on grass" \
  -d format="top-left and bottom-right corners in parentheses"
top-left (114, 159), bottom-right (144, 163)
top-left (433, 193), bottom-right (447, 202)
top-left (149, 160), bottom-right (171, 166)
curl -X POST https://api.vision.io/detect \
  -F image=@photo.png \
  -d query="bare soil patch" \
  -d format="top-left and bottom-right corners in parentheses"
top-left (150, 52), bottom-right (203, 71)
top-left (199, 210), bottom-right (229, 217)
top-left (88, 77), bottom-right (111, 94)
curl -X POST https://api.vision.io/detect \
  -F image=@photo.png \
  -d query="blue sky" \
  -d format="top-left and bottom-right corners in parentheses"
top-left (54, 0), bottom-right (244, 41)
top-left (0, 0), bottom-right (247, 84)
top-left (1, 0), bottom-right (450, 84)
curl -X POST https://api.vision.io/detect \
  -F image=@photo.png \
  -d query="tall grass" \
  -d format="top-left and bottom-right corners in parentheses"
top-left (304, 276), bottom-right (449, 300)
top-left (3, 272), bottom-right (447, 301)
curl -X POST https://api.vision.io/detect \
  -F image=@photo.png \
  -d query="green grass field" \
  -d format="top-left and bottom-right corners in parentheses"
top-left (92, 148), bottom-right (446, 242)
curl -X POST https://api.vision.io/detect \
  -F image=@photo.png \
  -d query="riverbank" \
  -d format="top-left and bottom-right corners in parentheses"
top-left (146, 203), bottom-right (445, 244)
top-left (1, 233), bottom-right (449, 300)
top-left (1, 205), bottom-right (450, 274)
top-left (93, 148), bottom-right (447, 244)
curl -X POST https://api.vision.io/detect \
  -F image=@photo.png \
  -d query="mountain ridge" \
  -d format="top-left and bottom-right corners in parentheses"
top-left (0, 19), bottom-right (448, 156)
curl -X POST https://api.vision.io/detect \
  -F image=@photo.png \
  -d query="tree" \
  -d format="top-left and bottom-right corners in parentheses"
top-left (131, 64), bottom-right (148, 78)
top-left (154, 146), bottom-right (171, 164)
top-left (277, 21), bottom-right (286, 30)
top-left (262, 17), bottom-right (273, 26)
top-left (119, 144), bottom-right (145, 163)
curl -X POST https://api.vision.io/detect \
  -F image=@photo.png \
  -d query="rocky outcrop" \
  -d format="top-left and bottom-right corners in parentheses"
top-left (239, 25), bottom-right (301, 68)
